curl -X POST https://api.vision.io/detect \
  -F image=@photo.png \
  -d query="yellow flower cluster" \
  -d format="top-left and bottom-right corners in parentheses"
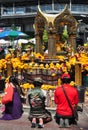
top-left (0, 59), bottom-right (7, 72)
top-left (85, 91), bottom-right (88, 96)
top-left (20, 81), bottom-right (76, 91)
top-left (20, 83), bottom-right (34, 89)
top-left (33, 52), bottom-right (44, 61)
top-left (57, 55), bottom-right (65, 61)
top-left (41, 84), bottom-right (56, 90)
top-left (70, 81), bottom-right (75, 87)
top-left (5, 54), bottom-right (11, 60)
top-left (11, 58), bottom-right (23, 70)
top-left (1, 51), bottom-right (88, 75)
top-left (5, 76), bottom-right (10, 82)
top-left (21, 83), bottom-right (56, 90)
top-left (77, 53), bottom-right (88, 71)
top-left (21, 53), bottom-right (29, 61)
top-left (21, 52), bottom-right (45, 61)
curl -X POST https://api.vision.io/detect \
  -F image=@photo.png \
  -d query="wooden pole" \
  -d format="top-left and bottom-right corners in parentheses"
top-left (75, 63), bottom-right (82, 86)
top-left (7, 61), bottom-right (12, 77)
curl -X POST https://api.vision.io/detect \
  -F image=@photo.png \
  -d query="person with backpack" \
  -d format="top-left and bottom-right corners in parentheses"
top-left (28, 77), bottom-right (52, 128)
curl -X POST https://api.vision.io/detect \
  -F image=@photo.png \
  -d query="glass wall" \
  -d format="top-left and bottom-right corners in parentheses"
top-left (1, 3), bottom-right (88, 16)
top-left (15, 7), bottom-right (25, 14)
top-left (72, 4), bottom-right (88, 12)
top-left (41, 4), bottom-right (52, 11)
top-left (54, 4), bottom-right (65, 11)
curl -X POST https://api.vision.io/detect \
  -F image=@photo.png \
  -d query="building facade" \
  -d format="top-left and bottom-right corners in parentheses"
top-left (0, 0), bottom-right (88, 42)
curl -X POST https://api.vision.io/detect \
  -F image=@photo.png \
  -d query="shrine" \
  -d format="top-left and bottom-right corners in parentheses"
top-left (34, 5), bottom-right (78, 59)
top-left (4, 4), bottom-right (82, 87)
top-left (0, 5), bottom-right (86, 106)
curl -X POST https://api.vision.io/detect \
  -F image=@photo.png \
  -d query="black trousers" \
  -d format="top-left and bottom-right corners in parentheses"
top-left (54, 113), bottom-right (77, 125)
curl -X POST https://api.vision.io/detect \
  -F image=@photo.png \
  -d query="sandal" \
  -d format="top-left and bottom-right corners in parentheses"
top-left (38, 124), bottom-right (44, 128)
top-left (31, 123), bottom-right (36, 128)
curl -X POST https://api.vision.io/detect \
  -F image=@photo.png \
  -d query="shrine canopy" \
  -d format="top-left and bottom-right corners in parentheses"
top-left (34, 5), bottom-right (78, 58)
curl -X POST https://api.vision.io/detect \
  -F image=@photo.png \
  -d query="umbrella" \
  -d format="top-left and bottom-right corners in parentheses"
top-left (0, 30), bottom-right (28, 39)
top-left (0, 30), bottom-right (28, 48)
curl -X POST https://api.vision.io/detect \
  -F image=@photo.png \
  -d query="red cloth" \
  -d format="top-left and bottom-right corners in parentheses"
top-left (54, 84), bottom-right (79, 116)
top-left (2, 84), bottom-right (14, 104)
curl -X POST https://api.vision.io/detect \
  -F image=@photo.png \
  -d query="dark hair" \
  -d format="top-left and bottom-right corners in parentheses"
top-left (61, 77), bottom-right (71, 84)
top-left (9, 76), bottom-right (24, 95)
top-left (9, 76), bottom-right (19, 86)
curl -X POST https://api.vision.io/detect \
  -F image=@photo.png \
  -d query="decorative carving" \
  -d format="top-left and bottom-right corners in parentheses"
top-left (47, 22), bottom-right (56, 34)
top-left (54, 5), bottom-right (78, 35)
top-left (34, 5), bottom-right (78, 57)
top-left (34, 6), bottom-right (47, 36)
top-left (35, 15), bottom-right (45, 36)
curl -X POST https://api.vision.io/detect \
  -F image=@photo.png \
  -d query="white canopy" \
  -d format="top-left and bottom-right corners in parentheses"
top-left (0, 39), bottom-right (10, 46)
top-left (29, 38), bottom-right (36, 44)
top-left (14, 39), bottom-right (29, 44)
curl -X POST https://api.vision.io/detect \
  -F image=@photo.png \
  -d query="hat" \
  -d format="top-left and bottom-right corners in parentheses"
top-left (61, 73), bottom-right (70, 79)
top-left (33, 77), bottom-right (43, 84)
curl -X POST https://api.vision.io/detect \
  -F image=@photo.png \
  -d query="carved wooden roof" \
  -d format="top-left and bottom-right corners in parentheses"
top-left (54, 5), bottom-right (78, 34)
top-left (35, 5), bottom-right (78, 35)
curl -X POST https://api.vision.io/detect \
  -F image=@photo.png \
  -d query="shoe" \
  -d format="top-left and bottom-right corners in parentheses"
top-left (38, 124), bottom-right (44, 128)
top-left (64, 119), bottom-right (70, 128)
top-left (31, 123), bottom-right (36, 128)
top-left (59, 118), bottom-right (64, 128)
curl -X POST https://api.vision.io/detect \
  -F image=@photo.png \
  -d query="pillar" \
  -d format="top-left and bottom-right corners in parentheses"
top-left (7, 61), bottom-right (13, 77)
top-left (75, 63), bottom-right (82, 86)
top-left (48, 33), bottom-right (56, 59)
top-left (68, 34), bottom-right (76, 52)
top-left (35, 34), bottom-right (43, 54)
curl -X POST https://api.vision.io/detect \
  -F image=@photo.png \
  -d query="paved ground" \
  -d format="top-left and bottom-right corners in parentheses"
top-left (0, 95), bottom-right (88, 130)
top-left (0, 102), bottom-right (88, 130)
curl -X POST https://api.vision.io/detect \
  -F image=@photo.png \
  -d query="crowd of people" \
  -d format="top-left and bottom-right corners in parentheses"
top-left (0, 73), bottom-right (81, 128)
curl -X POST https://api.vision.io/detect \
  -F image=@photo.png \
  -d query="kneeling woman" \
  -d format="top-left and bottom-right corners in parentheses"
top-left (28, 77), bottom-right (52, 128)
top-left (0, 76), bottom-right (24, 120)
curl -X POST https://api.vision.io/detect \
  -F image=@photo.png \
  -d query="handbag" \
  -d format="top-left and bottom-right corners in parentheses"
top-left (62, 85), bottom-right (78, 121)
top-left (2, 83), bottom-right (14, 104)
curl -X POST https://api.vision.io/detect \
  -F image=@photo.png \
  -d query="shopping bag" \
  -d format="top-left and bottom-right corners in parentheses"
top-left (2, 84), bottom-right (14, 104)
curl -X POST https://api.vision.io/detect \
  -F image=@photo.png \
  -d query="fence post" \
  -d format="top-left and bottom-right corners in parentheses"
top-left (75, 63), bottom-right (82, 86)
top-left (7, 61), bottom-right (13, 77)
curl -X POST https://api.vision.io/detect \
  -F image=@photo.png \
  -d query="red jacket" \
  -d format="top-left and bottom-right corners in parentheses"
top-left (54, 84), bottom-right (79, 116)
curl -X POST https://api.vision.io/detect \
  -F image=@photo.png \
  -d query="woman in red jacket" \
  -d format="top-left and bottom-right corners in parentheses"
top-left (54, 73), bottom-right (79, 128)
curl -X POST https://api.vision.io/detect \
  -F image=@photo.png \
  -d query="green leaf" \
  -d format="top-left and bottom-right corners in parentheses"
top-left (62, 28), bottom-right (69, 42)
top-left (43, 29), bottom-right (48, 43)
